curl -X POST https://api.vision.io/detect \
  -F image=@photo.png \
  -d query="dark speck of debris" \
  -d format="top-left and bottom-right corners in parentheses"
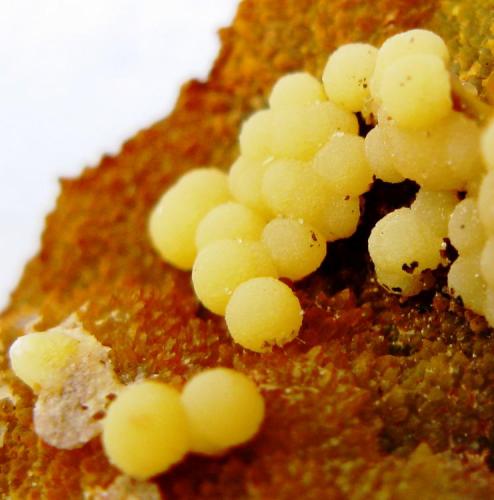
top-left (402, 261), bottom-right (419, 274)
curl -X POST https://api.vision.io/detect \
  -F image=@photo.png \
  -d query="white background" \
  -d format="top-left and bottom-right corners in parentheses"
top-left (0, 0), bottom-right (238, 309)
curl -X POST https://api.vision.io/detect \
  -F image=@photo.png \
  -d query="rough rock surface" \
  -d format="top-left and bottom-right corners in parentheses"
top-left (1, 0), bottom-right (494, 497)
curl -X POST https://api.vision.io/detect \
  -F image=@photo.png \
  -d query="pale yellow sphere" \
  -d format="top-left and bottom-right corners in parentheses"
top-left (228, 156), bottom-right (272, 218)
top-left (383, 112), bottom-right (482, 190)
top-left (481, 119), bottom-right (494, 171)
top-left (478, 171), bottom-right (494, 234)
top-left (322, 43), bottom-right (378, 112)
top-left (372, 29), bottom-right (449, 99)
top-left (262, 159), bottom-right (331, 230)
top-left (181, 368), bottom-right (265, 455)
top-left (448, 198), bottom-right (485, 255)
top-left (466, 177), bottom-right (483, 198)
top-left (239, 110), bottom-right (274, 160)
top-left (149, 168), bottom-right (230, 270)
top-left (262, 218), bottom-right (326, 281)
top-left (9, 331), bottom-right (79, 393)
top-left (484, 289), bottom-right (494, 327)
top-left (368, 208), bottom-right (443, 286)
top-left (313, 132), bottom-right (373, 196)
top-left (225, 277), bottom-right (303, 352)
top-left (380, 54), bottom-right (452, 130)
top-left (102, 381), bottom-right (189, 480)
top-left (271, 102), bottom-right (358, 161)
top-left (192, 240), bottom-right (278, 315)
top-left (269, 72), bottom-right (326, 109)
top-left (411, 190), bottom-right (458, 237)
top-left (374, 265), bottom-right (422, 296)
top-left (369, 207), bottom-right (443, 271)
top-left (480, 237), bottom-right (494, 289)
top-left (448, 253), bottom-right (487, 316)
top-left (195, 202), bottom-right (266, 251)
top-left (317, 194), bottom-right (361, 242)
top-left (364, 126), bottom-right (405, 183)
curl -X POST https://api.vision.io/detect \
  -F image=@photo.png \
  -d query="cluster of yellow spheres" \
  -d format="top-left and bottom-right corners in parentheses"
top-left (102, 368), bottom-right (264, 480)
top-left (364, 29), bottom-right (493, 322)
top-left (456, 119), bottom-right (494, 324)
top-left (150, 28), bottom-right (494, 342)
top-left (9, 331), bottom-right (265, 481)
top-left (150, 40), bottom-right (380, 351)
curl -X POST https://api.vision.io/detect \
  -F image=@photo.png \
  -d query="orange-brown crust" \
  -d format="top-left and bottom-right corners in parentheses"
top-left (2, 0), bottom-right (494, 497)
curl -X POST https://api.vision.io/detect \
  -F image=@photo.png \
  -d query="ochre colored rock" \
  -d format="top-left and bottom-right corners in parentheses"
top-left (1, 0), bottom-right (494, 497)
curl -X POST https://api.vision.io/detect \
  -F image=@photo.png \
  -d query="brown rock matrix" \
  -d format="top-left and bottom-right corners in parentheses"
top-left (1, 0), bottom-right (494, 497)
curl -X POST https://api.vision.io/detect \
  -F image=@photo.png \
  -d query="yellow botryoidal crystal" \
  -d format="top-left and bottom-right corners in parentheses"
top-left (262, 218), bottom-right (326, 281)
top-left (364, 126), bottom-right (405, 183)
top-left (149, 168), bottom-right (230, 270)
top-left (181, 367), bottom-right (265, 455)
top-left (9, 330), bottom-right (79, 393)
top-left (448, 198), bottom-right (485, 255)
top-left (239, 109), bottom-right (274, 160)
top-left (368, 207), bottom-right (444, 296)
top-left (313, 132), bottom-right (373, 196)
top-left (478, 171), bottom-right (494, 235)
top-left (192, 239), bottom-right (278, 315)
top-left (481, 120), bottom-right (494, 171)
top-left (381, 112), bottom-right (482, 191)
top-left (448, 252), bottom-right (487, 316)
top-left (411, 190), bottom-right (457, 237)
top-left (322, 43), bottom-right (378, 112)
top-left (102, 380), bottom-right (189, 480)
top-left (380, 54), bottom-right (452, 130)
top-left (371, 28), bottom-right (449, 99)
top-left (270, 102), bottom-right (358, 161)
top-left (228, 156), bottom-right (273, 218)
top-left (195, 202), bottom-right (266, 251)
top-left (225, 277), bottom-right (302, 352)
top-left (269, 72), bottom-right (326, 109)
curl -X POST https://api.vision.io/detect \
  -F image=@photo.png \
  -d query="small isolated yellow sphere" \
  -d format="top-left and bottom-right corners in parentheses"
top-left (481, 120), bottom-right (494, 171)
top-left (9, 331), bottom-right (79, 392)
top-left (149, 168), bottom-right (230, 270)
top-left (192, 240), bottom-right (278, 315)
top-left (262, 218), bottom-right (326, 280)
top-left (271, 102), bottom-right (358, 161)
top-left (239, 110), bottom-right (274, 160)
top-left (225, 277), bottom-right (303, 352)
top-left (372, 29), bottom-right (449, 98)
top-left (102, 381), bottom-right (189, 480)
top-left (380, 54), bottom-right (452, 130)
top-left (181, 368), bottom-right (265, 454)
top-left (228, 156), bottom-right (272, 217)
top-left (322, 43), bottom-right (378, 112)
top-left (269, 72), bottom-right (326, 109)
top-left (313, 132), bottom-right (373, 196)
top-left (478, 171), bottom-right (494, 235)
top-left (195, 202), bottom-right (266, 251)
top-left (364, 126), bottom-right (405, 183)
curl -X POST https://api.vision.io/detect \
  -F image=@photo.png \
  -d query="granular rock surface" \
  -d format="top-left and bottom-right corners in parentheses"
top-left (1, 0), bottom-right (494, 498)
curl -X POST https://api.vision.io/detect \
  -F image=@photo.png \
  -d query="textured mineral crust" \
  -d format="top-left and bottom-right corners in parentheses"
top-left (1, 0), bottom-right (494, 498)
